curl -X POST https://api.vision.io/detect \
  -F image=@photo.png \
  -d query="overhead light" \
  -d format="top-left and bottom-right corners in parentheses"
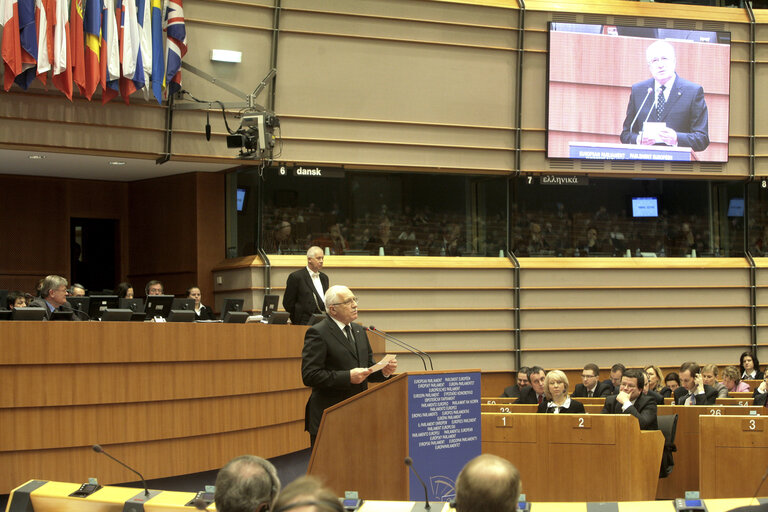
top-left (108, 161), bottom-right (126, 166)
top-left (210, 49), bottom-right (242, 63)
top-left (28, 154), bottom-right (46, 159)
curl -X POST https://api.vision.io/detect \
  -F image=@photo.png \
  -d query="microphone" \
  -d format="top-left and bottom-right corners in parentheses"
top-left (639, 88), bottom-right (659, 143)
top-left (92, 444), bottom-right (150, 496)
top-left (627, 87), bottom-right (653, 143)
top-left (366, 326), bottom-right (432, 371)
top-left (404, 457), bottom-right (430, 510)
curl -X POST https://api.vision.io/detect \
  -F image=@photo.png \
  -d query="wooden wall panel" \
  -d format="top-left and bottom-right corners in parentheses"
top-left (0, 323), bottom-right (311, 494)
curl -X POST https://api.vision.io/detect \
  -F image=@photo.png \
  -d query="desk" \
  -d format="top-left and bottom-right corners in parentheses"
top-left (656, 405), bottom-right (765, 499)
top-left (0, 322), bottom-right (358, 493)
top-left (9, 480), bottom-right (764, 512)
top-left (482, 413), bottom-right (663, 502)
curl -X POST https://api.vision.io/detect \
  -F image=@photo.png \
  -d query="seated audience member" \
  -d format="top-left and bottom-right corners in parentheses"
top-left (69, 283), bottom-right (86, 297)
top-left (29, 275), bottom-right (77, 320)
top-left (454, 454), bottom-right (521, 512)
top-left (573, 363), bottom-right (612, 397)
top-left (188, 286), bottom-right (215, 320)
top-left (601, 368), bottom-right (658, 430)
top-left (754, 376), bottom-right (768, 407)
top-left (644, 365), bottom-right (665, 393)
top-left (146, 280), bottom-right (164, 296)
top-left (214, 455), bottom-right (281, 512)
top-left (675, 362), bottom-right (718, 405)
top-left (739, 351), bottom-right (764, 380)
top-left (115, 282), bottom-right (134, 299)
top-left (7, 290), bottom-right (27, 309)
top-left (272, 476), bottom-right (344, 512)
top-left (538, 370), bottom-right (585, 414)
top-left (722, 365), bottom-right (751, 394)
top-left (502, 366), bottom-right (530, 398)
top-left (514, 366), bottom-right (546, 405)
top-left (603, 363), bottom-right (625, 394)
top-left (702, 364), bottom-right (728, 398)
top-left (661, 372), bottom-right (680, 398)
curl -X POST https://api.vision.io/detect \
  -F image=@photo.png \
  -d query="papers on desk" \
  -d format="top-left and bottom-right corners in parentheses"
top-left (369, 354), bottom-right (396, 373)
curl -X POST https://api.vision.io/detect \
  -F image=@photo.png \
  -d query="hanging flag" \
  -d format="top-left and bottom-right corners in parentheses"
top-left (51, 0), bottom-right (71, 99)
top-left (34, 0), bottom-right (52, 84)
top-left (136, 0), bottom-right (151, 99)
top-left (163, 0), bottom-right (184, 96)
top-left (70, 0), bottom-right (85, 95)
top-left (83, 0), bottom-right (102, 99)
top-left (149, 0), bottom-right (162, 103)
top-left (1, 0), bottom-right (23, 91)
top-left (13, 0), bottom-right (38, 89)
top-left (118, 0), bottom-right (141, 103)
top-left (100, 0), bottom-right (118, 103)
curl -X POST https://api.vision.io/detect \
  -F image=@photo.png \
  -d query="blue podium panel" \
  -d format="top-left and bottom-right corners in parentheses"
top-left (568, 142), bottom-right (693, 161)
top-left (407, 372), bottom-right (481, 503)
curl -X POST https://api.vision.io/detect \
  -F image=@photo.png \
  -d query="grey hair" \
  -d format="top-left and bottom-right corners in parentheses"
top-left (307, 246), bottom-right (323, 259)
top-left (214, 455), bottom-right (281, 512)
top-left (324, 285), bottom-right (351, 308)
top-left (41, 275), bottom-right (68, 299)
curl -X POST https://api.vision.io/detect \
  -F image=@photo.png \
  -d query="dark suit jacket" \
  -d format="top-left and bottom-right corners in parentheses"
top-left (301, 317), bottom-right (388, 436)
top-left (673, 384), bottom-right (718, 405)
top-left (514, 385), bottom-right (544, 405)
top-left (754, 389), bottom-right (767, 407)
top-left (283, 268), bottom-right (329, 325)
top-left (572, 381), bottom-right (613, 398)
top-left (28, 297), bottom-right (77, 320)
top-left (195, 304), bottom-right (216, 321)
top-left (602, 379), bottom-right (618, 395)
top-left (502, 384), bottom-right (522, 398)
top-left (620, 74), bottom-right (709, 152)
top-left (645, 389), bottom-right (665, 405)
top-left (601, 393), bottom-right (658, 430)
top-left (537, 398), bottom-right (586, 414)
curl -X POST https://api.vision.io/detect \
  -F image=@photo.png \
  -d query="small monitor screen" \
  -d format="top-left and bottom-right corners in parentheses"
top-left (236, 188), bottom-right (247, 212)
top-left (727, 197), bottom-right (744, 217)
top-left (547, 23), bottom-right (730, 163)
top-left (88, 295), bottom-right (119, 320)
top-left (632, 197), bottom-right (659, 218)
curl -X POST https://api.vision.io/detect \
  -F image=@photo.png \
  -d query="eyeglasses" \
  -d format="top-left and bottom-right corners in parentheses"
top-left (331, 297), bottom-right (358, 307)
top-left (581, 374), bottom-right (597, 379)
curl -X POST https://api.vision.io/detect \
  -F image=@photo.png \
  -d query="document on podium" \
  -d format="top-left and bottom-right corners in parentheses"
top-left (641, 122), bottom-right (666, 144)
top-left (369, 354), bottom-right (396, 373)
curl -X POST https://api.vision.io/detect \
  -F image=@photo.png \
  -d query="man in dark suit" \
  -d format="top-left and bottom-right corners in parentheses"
top-left (754, 377), bottom-right (768, 407)
top-left (674, 361), bottom-right (718, 405)
top-left (573, 363), bottom-right (613, 398)
top-left (501, 366), bottom-right (530, 398)
top-left (28, 275), bottom-right (77, 320)
top-left (602, 363), bottom-right (625, 395)
top-left (283, 246), bottom-right (330, 325)
top-left (301, 285), bottom-right (397, 446)
top-left (514, 366), bottom-right (546, 405)
top-left (620, 40), bottom-right (709, 153)
top-left (601, 368), bottom-right (658, 430)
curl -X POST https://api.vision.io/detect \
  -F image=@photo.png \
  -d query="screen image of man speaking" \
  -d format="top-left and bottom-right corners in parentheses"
top-left (620, 39), bottom-right (709, 152)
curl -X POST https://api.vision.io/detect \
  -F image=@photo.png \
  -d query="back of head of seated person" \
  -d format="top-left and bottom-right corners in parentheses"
top-left (214, 455), bottom-right (281, 512)
top-left (272, 476), bottom-right (344, 512)
top-left (454, 454), bottom-right (521, 512)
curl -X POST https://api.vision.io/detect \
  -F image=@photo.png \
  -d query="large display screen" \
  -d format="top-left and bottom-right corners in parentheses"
top-left (547, 24), bottom-right (730, 163)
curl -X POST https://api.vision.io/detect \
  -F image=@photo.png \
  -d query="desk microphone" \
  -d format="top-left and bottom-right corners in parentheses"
top-left (627, 87), bottom-right (653, 138)
top-left (92, 444), bottom-right (150, 496)
top-left (404, 457), bottom-right (430, 510)
top-left (366, 326), bottom-right (432, 371)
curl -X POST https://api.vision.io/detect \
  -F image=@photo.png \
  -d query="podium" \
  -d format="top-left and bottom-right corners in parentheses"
top-left (568, 141), bottom-right (694, 161)
top-left (307, 370), bottom-right (481, 502)
top-left (482, 413), bottom-right (664, 502)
